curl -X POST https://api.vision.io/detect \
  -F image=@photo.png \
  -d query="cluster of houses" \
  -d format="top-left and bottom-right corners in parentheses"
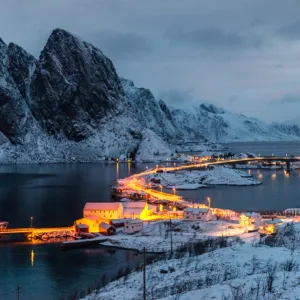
top-left (183, 208), bottom-right (290, 235)
top-left (75, 196), bottom-right (300, 237)
top-left (182, 207), bottom-right (238, 222)
top-left (75, 200), bottom-right (157, 235)
top-left (239, 212), bottom-right (287, 234)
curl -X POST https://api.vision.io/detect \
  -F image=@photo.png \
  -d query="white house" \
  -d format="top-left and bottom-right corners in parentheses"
top-left (259, 219), bottom-right (283, 234)
top-left (239, 212), bottom-right (262, 231)
top-left (184, 208), bottom-right (213, 221)
top-left (83, 202), bottom-right (122, 220)
top-left (124, 219), bottom-right (143, 234)
top-left (83, 201), bottom-right (156, 221)
top-left (284, 208), bottom-right (300, 216)
top-left (122, 202), bottom-right (156, 219)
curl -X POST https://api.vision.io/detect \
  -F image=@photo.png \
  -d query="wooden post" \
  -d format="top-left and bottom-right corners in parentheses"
top-left (143, 247), bottom-right (146, 300)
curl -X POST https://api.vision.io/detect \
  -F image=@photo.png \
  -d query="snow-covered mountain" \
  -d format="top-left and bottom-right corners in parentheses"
top-left (0, 28), bottom-right (299, 163)
top-left (171, 104), bottom-right (300, 142)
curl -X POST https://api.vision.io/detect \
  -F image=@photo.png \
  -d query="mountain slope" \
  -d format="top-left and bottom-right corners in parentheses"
top-left (0, 29), bottom-right (300, 163)
top-left (171, 103), bottom-right (300, 142)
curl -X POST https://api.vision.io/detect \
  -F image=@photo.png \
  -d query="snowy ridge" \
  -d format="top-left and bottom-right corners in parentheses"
top-left (171, 104), bottom-right (300, 142)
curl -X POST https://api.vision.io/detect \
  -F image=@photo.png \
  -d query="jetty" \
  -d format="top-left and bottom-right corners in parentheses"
top-left (60, 235), bottom-right (107, 250)
top-left (0, 226), bottom-right (74, 237)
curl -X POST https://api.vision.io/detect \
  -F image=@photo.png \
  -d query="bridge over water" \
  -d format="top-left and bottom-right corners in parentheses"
top-left (205, 156), bottom-right (300, 170)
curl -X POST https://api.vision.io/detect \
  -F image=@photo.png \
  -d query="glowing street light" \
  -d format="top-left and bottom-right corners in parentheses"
top-left (207, 197), bottom-right (211, 208)
top-left (30, 216), bottom-right (33, 228)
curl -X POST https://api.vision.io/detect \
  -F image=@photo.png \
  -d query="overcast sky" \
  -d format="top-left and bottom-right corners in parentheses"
top-left (1, 0), bottom-right (300, 123)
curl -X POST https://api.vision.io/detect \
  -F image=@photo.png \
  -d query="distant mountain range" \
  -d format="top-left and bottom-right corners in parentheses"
top-left (0, 28), bottom-right (299, 163)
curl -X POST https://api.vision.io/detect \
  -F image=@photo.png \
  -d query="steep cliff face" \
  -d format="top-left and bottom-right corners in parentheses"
top-left (29, 28), bottom-right (124, 141)
top-left (121, 78), bottom-right (180, 140)
top-left (0, 39), bottom-right (34, 145)
top-left (7, 43), bottom-right (37, 101)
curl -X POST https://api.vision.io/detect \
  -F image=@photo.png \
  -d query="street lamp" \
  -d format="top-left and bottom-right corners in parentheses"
top-left (207, 197), bottom-right (211, 208)
top-left (30, 217), bottom-right (33, 228)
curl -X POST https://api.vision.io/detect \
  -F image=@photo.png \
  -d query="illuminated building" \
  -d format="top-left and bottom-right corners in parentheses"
top-left (184, 208), bottom-right (213, 221)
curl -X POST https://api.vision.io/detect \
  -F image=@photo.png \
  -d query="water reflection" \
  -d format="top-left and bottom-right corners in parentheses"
top-left (31, 249), bottom-right (34, 267)
top-left (116, 162), bottom-right (119, 179)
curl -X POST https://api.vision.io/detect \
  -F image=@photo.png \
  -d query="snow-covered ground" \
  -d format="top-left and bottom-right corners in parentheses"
top-left (144, 166), bottom-right (260, 189)
top-left (84, 239), bottom-right (300, 300)
top-left (100, 220), bottom-right (247, 253)
top-left (81, 220), bottom-right (300, 300)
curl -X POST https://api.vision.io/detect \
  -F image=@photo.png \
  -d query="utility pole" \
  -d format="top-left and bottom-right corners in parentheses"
top-left (170, 218), bottom-right (173, 255)
top-left (17, 285), bottom-right (20, 300)
top-left (143, 247), bottom-right (146, 300)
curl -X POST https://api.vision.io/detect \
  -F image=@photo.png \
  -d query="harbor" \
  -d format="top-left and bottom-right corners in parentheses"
top-left (2, 142), bottom-right (300, 299)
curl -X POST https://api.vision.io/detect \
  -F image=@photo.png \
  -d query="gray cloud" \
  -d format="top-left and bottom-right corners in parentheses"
top-left (228, 95), bottom-right (238, 104)
top-left (87, 31), bottom-right (154, 60)
top-left (275, 64), bottom-right (284, 69)
top-left (164, 27), bottom-right (264, 51)
top-left (271, 93), bottom-right (300, 104)
top-left (159, 89), bottom-right (196, 108)
top-left (276, 19), bottom-right (300, 40)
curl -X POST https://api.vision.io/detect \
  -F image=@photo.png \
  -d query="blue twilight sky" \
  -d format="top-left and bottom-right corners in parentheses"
top-left (0, 0), bottom-right (300, 122)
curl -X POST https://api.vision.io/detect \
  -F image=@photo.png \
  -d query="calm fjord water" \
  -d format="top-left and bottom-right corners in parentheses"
top-left (1, 141), bottom-right (300, 299)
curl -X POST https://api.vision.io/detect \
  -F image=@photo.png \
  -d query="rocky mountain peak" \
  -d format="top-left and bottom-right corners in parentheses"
top-left (0, 37), bottom-right (6, 48)
top-left (30, 28), bottom-right (125, 141)
top-left (7, 43), bottom-right (38, 100)
top-left (200, 103), bottom-right (225, 114)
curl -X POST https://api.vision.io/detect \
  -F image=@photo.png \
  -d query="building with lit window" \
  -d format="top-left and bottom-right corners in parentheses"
top-left (184, 208), bottom-right (213, 221)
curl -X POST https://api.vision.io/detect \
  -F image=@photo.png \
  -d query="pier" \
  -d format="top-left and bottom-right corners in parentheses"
top-left (0, 226), bottom-right (74, 236)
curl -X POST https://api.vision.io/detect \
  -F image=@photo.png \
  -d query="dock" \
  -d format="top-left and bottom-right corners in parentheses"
top-left (60, 236), bottom-right (107, 249)
top-left (0, 226), bottom-right (74, 236)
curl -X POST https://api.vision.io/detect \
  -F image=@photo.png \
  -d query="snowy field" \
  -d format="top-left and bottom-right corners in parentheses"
top-left (84, 221), bottom-right (300, 300)
top-left (100, 220), bottom-right (247, 253)
top-left (84, 240), bottom-right (300, 300)
top-left (144, 166), bottom-right (260, 189)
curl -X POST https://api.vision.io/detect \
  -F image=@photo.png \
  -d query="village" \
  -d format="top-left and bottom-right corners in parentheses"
top-left (2, 156), bottom-right (300, 252)
top-left (71, 182), bottom-right (300, 252)
top-left (58, 157), bottom-right (300, 250)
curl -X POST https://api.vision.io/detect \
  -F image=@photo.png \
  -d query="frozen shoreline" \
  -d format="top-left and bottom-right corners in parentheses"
top-left (144, 166), bottom-right (261, 190)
